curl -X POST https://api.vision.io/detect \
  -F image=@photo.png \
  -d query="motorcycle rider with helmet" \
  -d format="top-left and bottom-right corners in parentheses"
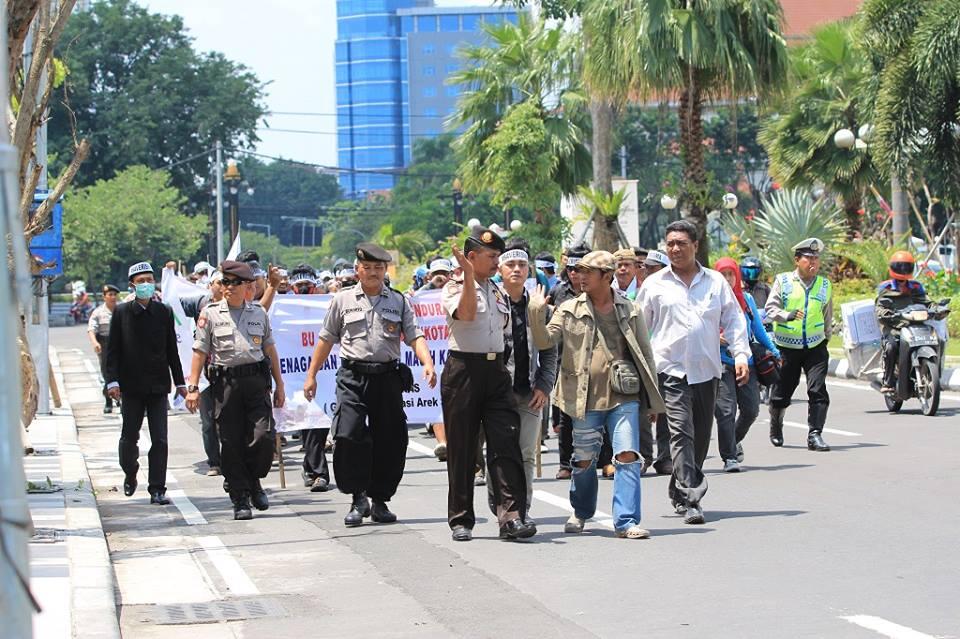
top-left (875, 251), bottom-right (930, 393)
top-left (740, 256), bottom-right (770, 309)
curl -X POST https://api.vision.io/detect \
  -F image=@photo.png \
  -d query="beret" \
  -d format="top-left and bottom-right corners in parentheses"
top-left (219, 260), bottom-right (256, 282)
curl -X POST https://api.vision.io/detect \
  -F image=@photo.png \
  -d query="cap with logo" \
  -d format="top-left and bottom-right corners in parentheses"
top-left (792, 237), bottom-right (824, 257)
top-left (428, 258), bottom-right (453, 274)
top-left (127, 261), bottom-right (154, 280)
top-left (574, 251), bottom-right (616, 272)
top-left (219, 260), bottom-right (256, 282)
top-left (464, 226), bottom-right (506, 254)
top-left (356, 243), bottom-right (393, 263)
top-left (644, 250), bottom-right (670, 267)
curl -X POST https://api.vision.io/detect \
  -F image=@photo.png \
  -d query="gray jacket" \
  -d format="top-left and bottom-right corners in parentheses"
top-left (505, 289), bottom-right (558, 396)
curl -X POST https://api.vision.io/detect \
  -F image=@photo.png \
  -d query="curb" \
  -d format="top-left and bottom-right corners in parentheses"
top-left (827, 357), bottom-right (960, 392)
top-left (48, 347), bottom-right (122, 639)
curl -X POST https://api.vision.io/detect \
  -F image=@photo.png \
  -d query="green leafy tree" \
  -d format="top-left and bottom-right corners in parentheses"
top-left (449, 14), bottom-right (591, 209)
top-left (760, 21), bottom-right (878, 237)
top-left (63, 166), bottom-right (208, 286)
top-left (49, 0), bottom-right (266, 199)
top-left (858, 0), bottom-right (960, 203)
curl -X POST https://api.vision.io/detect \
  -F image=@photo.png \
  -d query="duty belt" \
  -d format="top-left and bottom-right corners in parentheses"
top-left (341, 359), bottom-right (399, 375)
top-left (449, 350), bottom-right (503, 362)
top-left (213, 360), bottom-right (269, 379)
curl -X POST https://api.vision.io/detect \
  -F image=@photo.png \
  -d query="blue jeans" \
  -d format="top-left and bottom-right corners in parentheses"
top-left (570, 401), bottom-right (642, 531)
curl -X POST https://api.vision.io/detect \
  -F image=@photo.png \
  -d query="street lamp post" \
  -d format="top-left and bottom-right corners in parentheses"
top-left (223, 159), bottom-right (255, 243)
top-left (244, 222), bottom-right (271, 239)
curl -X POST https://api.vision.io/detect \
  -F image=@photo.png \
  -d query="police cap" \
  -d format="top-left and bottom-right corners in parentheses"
top-left (355, 243), bottom-right (392, 263)
top-left (219, 260), bottom-right (256, 282)
top-left (102, 284), bottom-right (120, 294)
top-left (793, 237), bottom-right (824, 257)
top-left (464, 226), bottom-right (506, 254)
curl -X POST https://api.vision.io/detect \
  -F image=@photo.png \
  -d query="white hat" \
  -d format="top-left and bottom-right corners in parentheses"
top-left (498, 249), bottom-right (529, 265)
top-left (340, 267), bottom-right (357, 278)
top-left (193, 261), bottom-right (213, 275)
top-left (428, 258), bottom-right (453, 274)
top-left (128, 261), bottom-right (153, 279)
top-left (210, 271), bottom-right (223, 283)
top-left (644, 250), bottom-right (670, 267)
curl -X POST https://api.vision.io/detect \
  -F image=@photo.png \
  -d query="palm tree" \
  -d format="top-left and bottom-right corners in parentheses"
top-left (596, 0), bottom-right (789, 263)
top-left (448, 14), bottom-right (591, 212)
top-left (858, 0), bottom-right (960, 204)
top-left (759, 21), bottom-right (878, 237)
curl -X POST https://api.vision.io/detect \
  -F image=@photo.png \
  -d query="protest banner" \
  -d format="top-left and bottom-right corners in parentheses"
top-left (161, 268), bottom-right (209, 406)
top-left (268, 289), bottom-right (448, 433)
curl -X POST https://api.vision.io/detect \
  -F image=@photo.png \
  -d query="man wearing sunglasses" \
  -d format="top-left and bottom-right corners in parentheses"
top-left (186, 261), bottom-right (286, 520)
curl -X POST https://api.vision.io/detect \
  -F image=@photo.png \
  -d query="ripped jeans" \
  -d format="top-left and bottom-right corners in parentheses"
top-left (569, 401), bottom-right (642, 531)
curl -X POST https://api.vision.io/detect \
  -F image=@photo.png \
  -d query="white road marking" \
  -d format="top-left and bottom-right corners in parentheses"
top-left (196, 536), bottom-right (260, 596)
top-left (840, 615), bottom-right (935, 639)
top-left (826, 379), bottom-right (960, 402)
top-left (760, 419), bottom-right (861, 437)
top-left (406, 440), bottom-right (437, 457)
top-left (533, 489), bottom-right (615, 530)
top-left (82, 358), bottom-right (97, 375)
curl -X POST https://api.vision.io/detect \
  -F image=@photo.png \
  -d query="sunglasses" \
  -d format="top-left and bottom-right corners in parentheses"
top-left (221, 277), bottom-right (245, 287)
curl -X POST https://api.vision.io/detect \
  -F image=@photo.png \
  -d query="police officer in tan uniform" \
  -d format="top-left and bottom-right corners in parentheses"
top-left (88, 284), bottom-right (120, 413)
top-left (303, 243), bottom-right (436, 527)
top-left (186, 260), bottom-right (286, 520)
top-left (442, 227), bottom-right (536, 542)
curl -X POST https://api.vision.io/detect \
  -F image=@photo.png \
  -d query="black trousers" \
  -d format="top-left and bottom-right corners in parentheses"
top-left (302, 427), bottom-right (331, 482)
top-left (640, 375), bottom-right (671, 467)
top-left (441, 356), bottom-right (527, 529)
top-left (881, 332), bottom-right (900, 388)
top-left (118, 393), bottom-right (169, 493)
top-left (96, 335), bottom-right (112, 405)
top-left (661, 374), bottom-right (719, 508)
top-left (558, 411), bottom-right (613, 470)
top-left (770, 342), bottom-right (830, 430)
top-left (199, 386), bottom-right (220, 467)
top-left (213, 372), bottom-right (275, 497)
top-left (331, 367), bottom-right (407, 501)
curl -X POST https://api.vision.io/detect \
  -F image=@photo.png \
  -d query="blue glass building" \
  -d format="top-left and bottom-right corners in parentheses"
top-left (336, 1), bottom-right (519, 196)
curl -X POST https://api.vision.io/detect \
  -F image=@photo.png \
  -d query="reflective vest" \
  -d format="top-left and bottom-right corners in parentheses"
top-left (773, 273), bottom-right (832, 349)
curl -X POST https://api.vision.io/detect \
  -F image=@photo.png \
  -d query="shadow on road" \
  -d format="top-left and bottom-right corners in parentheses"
top-left (703, 509), bottom-right (806, 521)
top-left (703, 463), bottom-right (814, 474)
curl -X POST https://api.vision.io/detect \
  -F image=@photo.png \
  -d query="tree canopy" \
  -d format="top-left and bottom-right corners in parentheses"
top-left (49, 0), bottom-right (266, 199)
top-left (63, 165), bottom-right (208, 287)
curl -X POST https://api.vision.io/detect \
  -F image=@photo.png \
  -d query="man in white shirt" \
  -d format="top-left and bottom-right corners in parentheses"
top-left (635, 220), bottom-right (750, 524)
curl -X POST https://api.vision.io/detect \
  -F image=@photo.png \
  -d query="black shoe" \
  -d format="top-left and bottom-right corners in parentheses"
top-left (251, 485), bottom-right (269, 511)
top-left (233, 495), bottom-right (253, 521)
top-left (451, 525), bottom-right (472, 542)
top-left (123, 474), bottom-right (137, 497)
top-left (309, 477), bottom-right (330, 492)
top-left (301, 470), bottom-right (314, 488)
top-left (499, 518), bottom-right (537, 540)
top-left (344, 493), bottom-right (371, 527)
top-left (769, 407), bottom-right (785, 447)
top-left (807, 432), bottom-right (830, 452)
top-left (653, 460), bottom-right (673, 476)
top-left (370, 499), bottom-right (397, 523)
top-left (103, 405), bottom-right (112, 414)
top-left (149, 491), bottom-right (170, 505)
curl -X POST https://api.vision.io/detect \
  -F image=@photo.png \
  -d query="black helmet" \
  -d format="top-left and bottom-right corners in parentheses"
top-left (740, 256), bottom-right (762, 284)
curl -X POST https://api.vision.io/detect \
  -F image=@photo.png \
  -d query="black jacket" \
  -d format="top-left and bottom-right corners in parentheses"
top-left (105, 299), bottom-right (185, 395)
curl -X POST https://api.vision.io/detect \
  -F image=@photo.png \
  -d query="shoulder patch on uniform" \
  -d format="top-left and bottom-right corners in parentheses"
top-left (197, 317), bottom-right (207, 329)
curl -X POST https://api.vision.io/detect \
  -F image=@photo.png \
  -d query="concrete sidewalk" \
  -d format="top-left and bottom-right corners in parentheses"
top-left (827, 356), bottom-right (960, 391)
top-left (25, 348), bottom-right (120, 639)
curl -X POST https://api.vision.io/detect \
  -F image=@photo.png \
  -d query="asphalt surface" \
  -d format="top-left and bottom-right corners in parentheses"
top-left (51, 325), bottom-right (960, 638)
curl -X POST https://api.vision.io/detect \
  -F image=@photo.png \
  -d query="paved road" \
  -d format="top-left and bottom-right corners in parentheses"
top-left (51, 325), bottom-right (960, 638)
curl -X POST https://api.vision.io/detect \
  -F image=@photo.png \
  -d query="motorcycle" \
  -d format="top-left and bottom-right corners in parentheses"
top-left (874, 297), bottom-right (952, 416)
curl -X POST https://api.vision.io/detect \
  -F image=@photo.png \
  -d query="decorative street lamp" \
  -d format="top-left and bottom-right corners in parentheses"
top-left (660, 194), bottom-right (678, 210)
top-left (722, 193), bottom-right (738, 209)
top-left (224, 159), bottom-right (254, 242)
top-left (833, 128), bottom-right (856, 149)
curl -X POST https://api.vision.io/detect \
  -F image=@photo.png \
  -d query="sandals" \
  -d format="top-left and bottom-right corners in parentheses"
top-left (616, 525), bottom-right (650, 539)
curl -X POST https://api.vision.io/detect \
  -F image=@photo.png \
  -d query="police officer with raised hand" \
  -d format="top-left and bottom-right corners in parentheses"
top-left (765, 238), bottom-right (833, 452)
top-left (303, 243), bottom-right (436, 527)
top-left (186, 261), bottom-right (285, 521)
top-left (443, 227), bottom-right (536, 542)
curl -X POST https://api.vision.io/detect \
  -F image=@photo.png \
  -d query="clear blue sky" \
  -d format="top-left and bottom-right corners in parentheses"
top-left (138, 1), bottom-right (498, 169)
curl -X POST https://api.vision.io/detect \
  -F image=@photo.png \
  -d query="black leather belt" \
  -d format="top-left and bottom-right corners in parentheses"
top-left (342, 359), bottom-right (399, 375)
top-left (214, 360), bottom-right (268, 379)
top-left (449, 350), bottom-right (503, 362)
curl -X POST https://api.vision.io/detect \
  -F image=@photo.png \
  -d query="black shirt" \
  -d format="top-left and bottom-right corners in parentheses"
top-left (509, 292), bottom-right (531, 395)
top-left (105, 299), bottom-right (185, 396)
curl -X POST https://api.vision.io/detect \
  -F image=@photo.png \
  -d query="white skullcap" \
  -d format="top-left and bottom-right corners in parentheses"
top-left (128, 261), bottom-right (153, 278)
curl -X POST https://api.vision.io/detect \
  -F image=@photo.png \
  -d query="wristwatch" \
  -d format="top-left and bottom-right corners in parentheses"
top-left (187, 385), bottom-right (199, 393)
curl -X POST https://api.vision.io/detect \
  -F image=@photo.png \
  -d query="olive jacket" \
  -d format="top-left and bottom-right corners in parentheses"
top-left (528, 292), bottom-right (665, 420)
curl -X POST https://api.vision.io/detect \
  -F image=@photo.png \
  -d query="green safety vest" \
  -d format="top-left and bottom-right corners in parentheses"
top-left (772, 273), bottom-right (832, 349)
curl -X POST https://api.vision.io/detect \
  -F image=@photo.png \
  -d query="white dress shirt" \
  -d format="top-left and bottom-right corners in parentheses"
top-left (635, 263), bottom-right (750, 384)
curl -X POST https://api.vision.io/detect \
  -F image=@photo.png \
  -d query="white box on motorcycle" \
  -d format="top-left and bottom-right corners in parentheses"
top-left (841, 299), bottom-right (883, 346)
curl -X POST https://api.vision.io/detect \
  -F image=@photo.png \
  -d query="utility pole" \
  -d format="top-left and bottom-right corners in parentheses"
top-left (215, 140), bottom-right (224, 264)
top-left (619, 145), bottom-right (627, 179)
top-left (1, 6), bottom-right (39, 636)
top-left (891, 175), bottom-right (910, 246)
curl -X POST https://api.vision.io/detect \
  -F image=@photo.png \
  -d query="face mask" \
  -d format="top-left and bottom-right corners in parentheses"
top-left (134, 282), bottom-right (155, 299)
